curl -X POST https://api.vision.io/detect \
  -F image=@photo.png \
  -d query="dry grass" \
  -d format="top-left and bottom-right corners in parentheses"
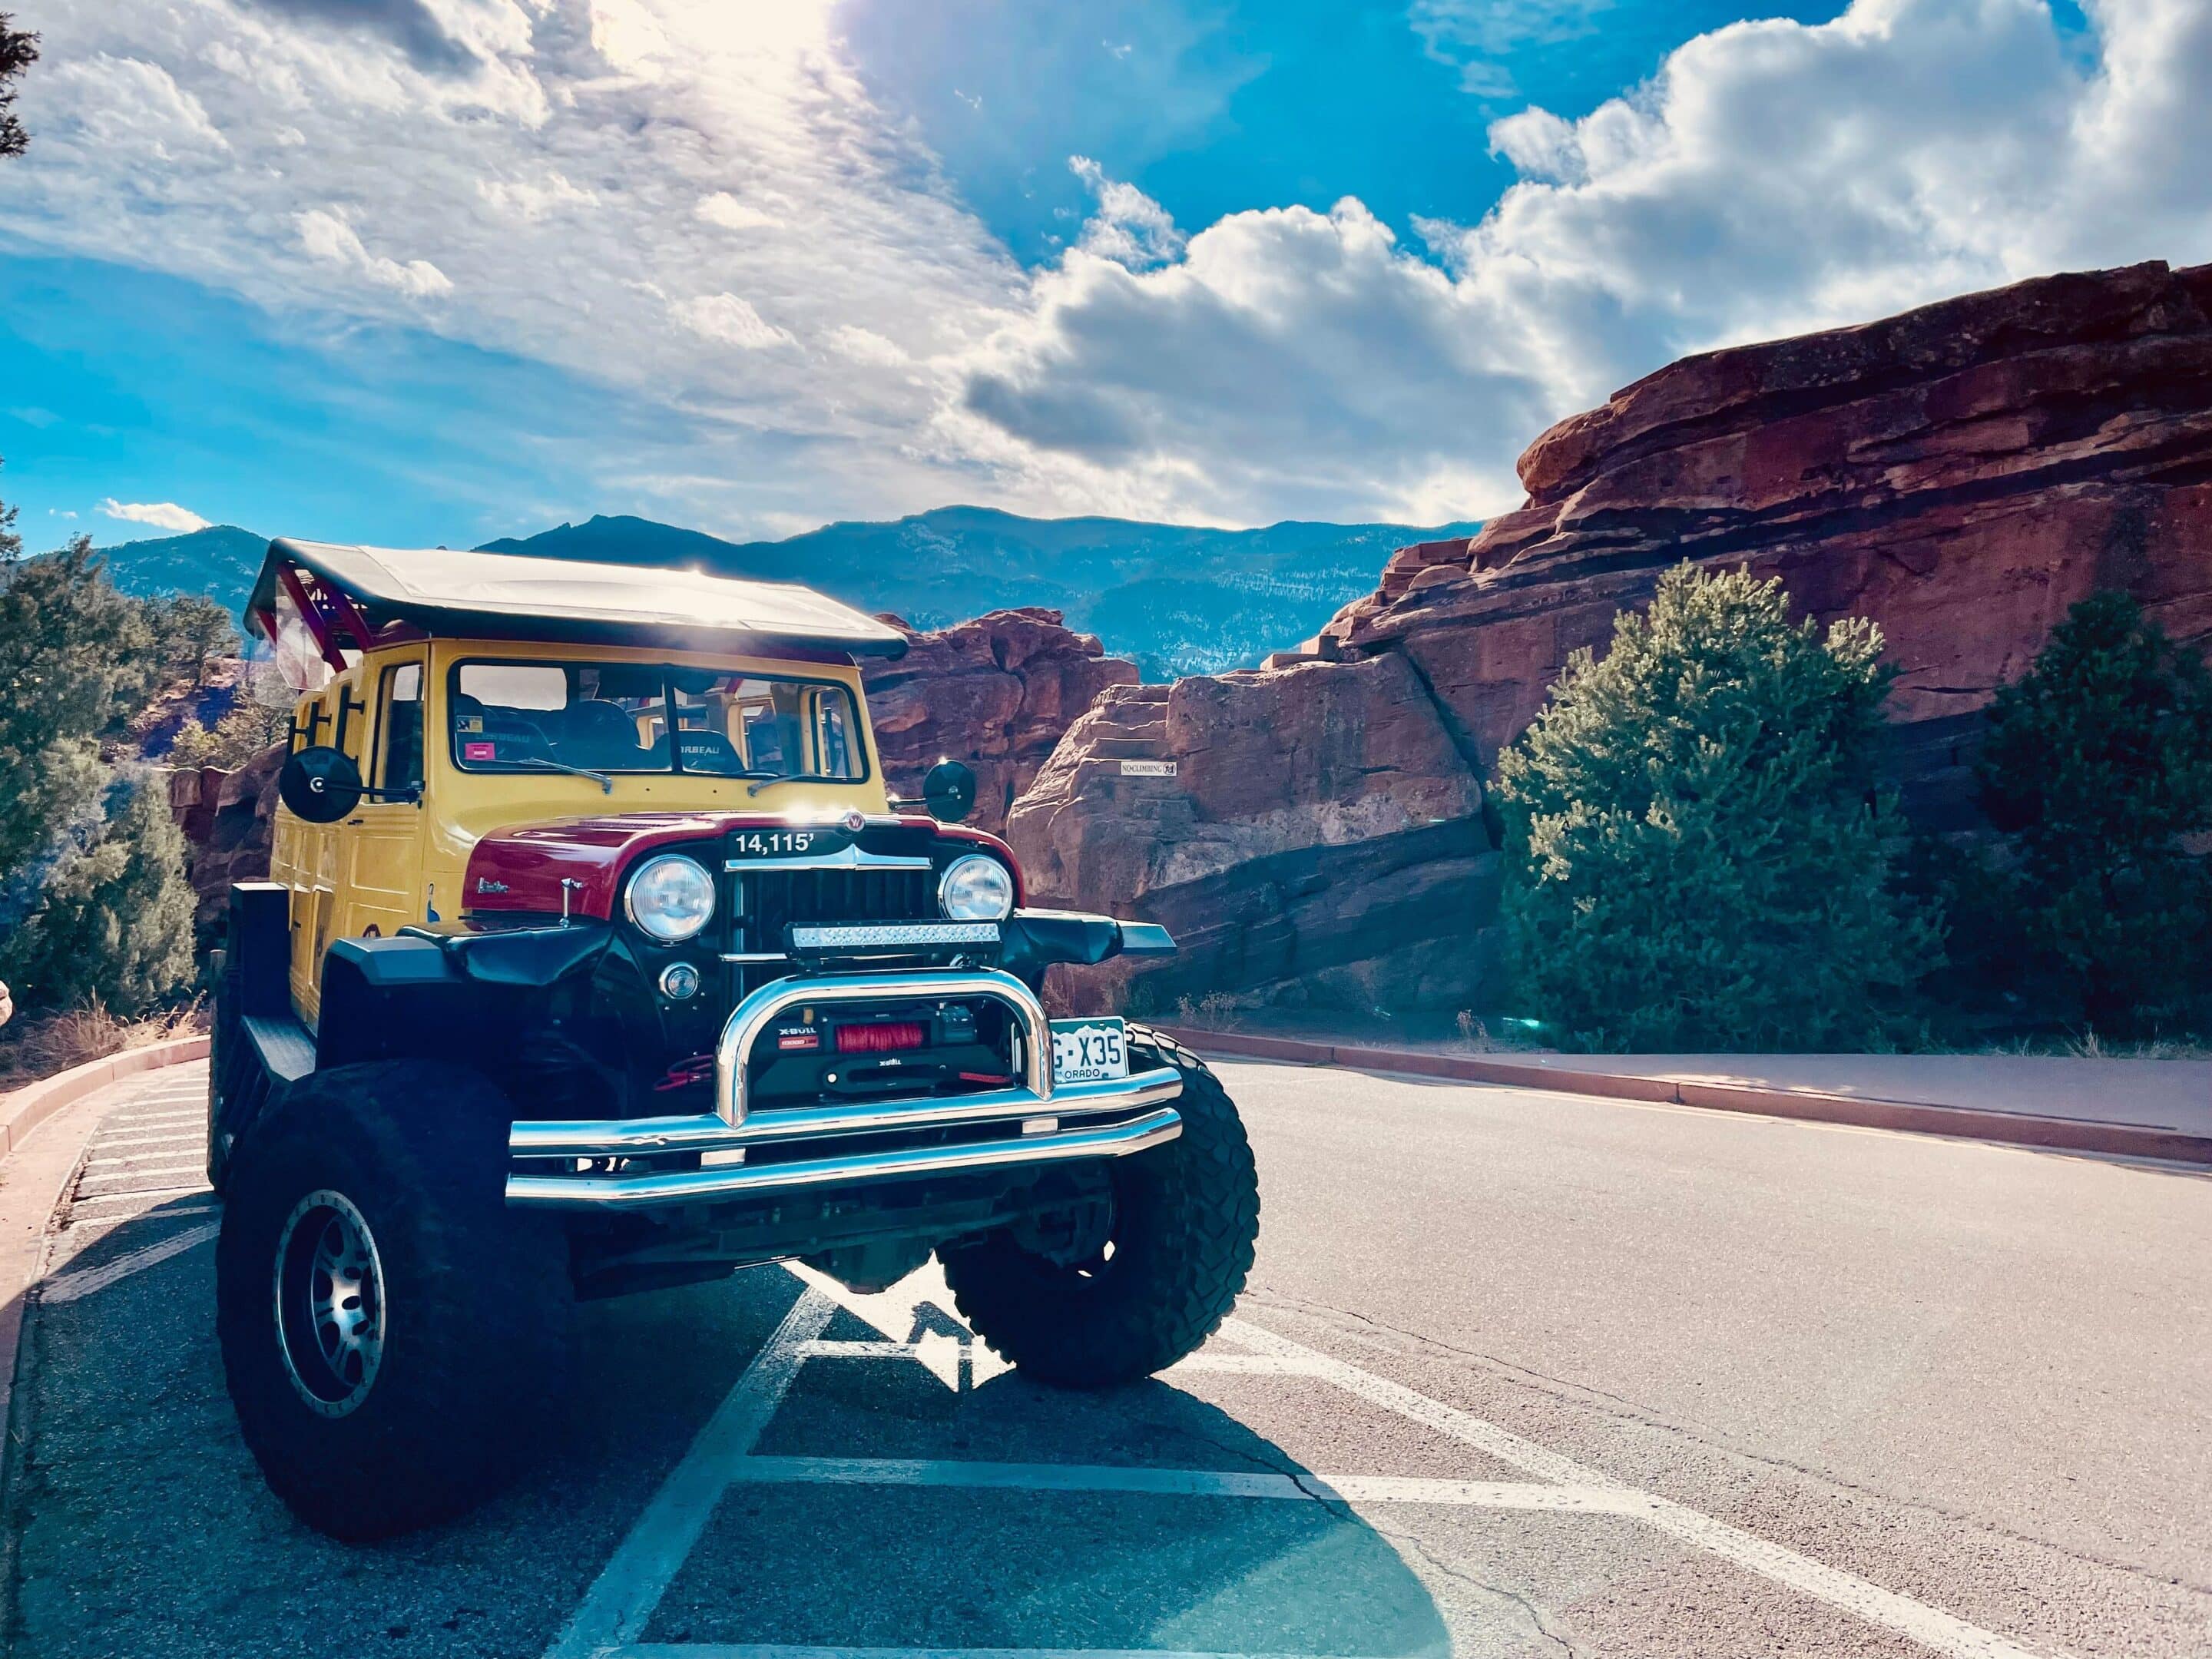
top-left (0, 996), bottom-right (207, 1093)
top-left (1174, 991), bottom-right (1243, 1032)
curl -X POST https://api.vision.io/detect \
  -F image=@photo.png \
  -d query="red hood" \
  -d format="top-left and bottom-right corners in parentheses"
top-left (462, 812), bottom-right (1022, 920)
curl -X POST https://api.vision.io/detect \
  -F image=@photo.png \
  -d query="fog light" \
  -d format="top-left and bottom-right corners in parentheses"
top-left (658, 962), bottom-right (701, 1000)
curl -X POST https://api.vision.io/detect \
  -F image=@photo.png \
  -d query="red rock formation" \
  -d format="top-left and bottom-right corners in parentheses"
top-left (1011, 260), bottom-right (2212, 1015)
top-left (862, 609), bottom-right (1138, 835)
top-left (169, 743), bottom-right (283, 932)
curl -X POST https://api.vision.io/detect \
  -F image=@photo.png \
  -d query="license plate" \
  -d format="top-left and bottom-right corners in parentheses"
top-left (1050, 1018), bottom-right (1130, 1084)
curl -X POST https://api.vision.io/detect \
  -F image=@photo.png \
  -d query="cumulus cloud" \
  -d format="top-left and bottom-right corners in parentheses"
top-left (952, 0), bottom-right (2212, 521)
top-left (297, 208), bottom-right (455, 297)
top-left (5, 0), bottom-right (2210, 530)
top-left (1068, 156), bottom-right (1186, 269)
top-left (671, 291), bottom-right (791, 349)
top-left (100, 499), bottom-right (210, 534)
top-left (695, 191), bottom-right (780, 231)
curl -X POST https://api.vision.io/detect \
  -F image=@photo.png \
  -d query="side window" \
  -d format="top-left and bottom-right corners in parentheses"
top-left (379, 663), bottom-right (424, 793)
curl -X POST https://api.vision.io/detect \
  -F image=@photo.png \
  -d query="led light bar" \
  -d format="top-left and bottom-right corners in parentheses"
top-left (788, 922), bottom-right (1002, 951)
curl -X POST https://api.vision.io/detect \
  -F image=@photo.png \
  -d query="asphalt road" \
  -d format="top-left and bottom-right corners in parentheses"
top-left (5, 1058), bottom-right (2207, 1658)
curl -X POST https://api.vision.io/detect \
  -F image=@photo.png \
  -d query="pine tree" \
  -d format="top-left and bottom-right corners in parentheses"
top-left (1494, 563), bottom-right (1937, 1051)
top-left (0, 12), bottom-right (36, 159)
top-left (0, 538), bottom-right (146, 875)
top-left (1969, 591), bottom-right (2212, 1034)
top-left (0, 772), bottom-right (197, 1011)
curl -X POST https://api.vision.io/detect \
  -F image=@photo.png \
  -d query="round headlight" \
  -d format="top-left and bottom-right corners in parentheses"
top-left (625, 855), bottom-right (716, 942)
top-left (939, 853), bottom-right (1015, 921)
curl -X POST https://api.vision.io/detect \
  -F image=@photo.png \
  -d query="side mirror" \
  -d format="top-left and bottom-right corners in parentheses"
top-left (922, 760), bottom-right (978, 824)
top-left (278, 746), bottom-right (365, 823)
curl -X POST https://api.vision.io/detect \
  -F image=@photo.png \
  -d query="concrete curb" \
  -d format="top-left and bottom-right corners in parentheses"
top-left (0, 1035), bottom-right (210, 1161)
top-left (1157, 1027), bottom-right (2212, 1167)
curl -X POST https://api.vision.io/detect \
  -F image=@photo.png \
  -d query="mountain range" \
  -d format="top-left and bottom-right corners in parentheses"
top-left (94, 506), bottom-right (1475, 678)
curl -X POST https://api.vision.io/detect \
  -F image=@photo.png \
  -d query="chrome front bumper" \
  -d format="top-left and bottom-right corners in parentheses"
top-left (505, 968), bottom-right (1182, 1210)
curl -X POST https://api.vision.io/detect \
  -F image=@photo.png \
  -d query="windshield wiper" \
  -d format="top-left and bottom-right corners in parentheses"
top-left (508, 757), bottom-right (614, 794)
top-left (744, 772), bottom-right (837, 797)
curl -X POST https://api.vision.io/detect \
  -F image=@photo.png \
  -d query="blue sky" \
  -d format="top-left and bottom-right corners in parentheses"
top-left (0, 0), bottom-right (2197, 552)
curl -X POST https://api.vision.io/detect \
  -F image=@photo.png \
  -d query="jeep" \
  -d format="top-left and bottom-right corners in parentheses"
top-left (209, 538), bottom-right (1261, 1539)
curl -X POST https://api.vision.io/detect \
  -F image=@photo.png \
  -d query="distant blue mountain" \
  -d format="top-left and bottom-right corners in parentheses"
top-left (481, 507), bottom-right (1477, 676)
top-left (96, 505), bottom-right (1476, 678)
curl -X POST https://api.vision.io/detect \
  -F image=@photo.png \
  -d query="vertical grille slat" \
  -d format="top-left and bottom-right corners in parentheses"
top-left (730, 864), bottom-right (934, 959)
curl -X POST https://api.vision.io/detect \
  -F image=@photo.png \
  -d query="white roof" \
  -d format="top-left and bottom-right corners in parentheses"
top-left (250, 538), bottom-right (909, 658)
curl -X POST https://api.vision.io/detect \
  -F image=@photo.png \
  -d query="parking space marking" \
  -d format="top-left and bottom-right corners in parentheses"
top-left (40, 1221), bottom-right (221, 1305)
top-left (545, 1271), bottom-right (2057, 1659)
top-left (607, 1647), bottom-right (1389, 1659)
top-left (607, 1647), bottom-right (1392, 1659)
top-left (88, 1131), bottom-right (204, 1150)
top-left (75, 1163), bottom-right (207, 1194)
top-left (1220, 1319), bottom-right (2053, 1659)
top-left (548, 1290), bottom-right (839, 1659)
top-left (729, 1456), bottom-right (1643, 1512)
top-left (102, 1109), bottom-right (200, 1124)
top-left (84, 1151), bottom-right (202, 1170)
top-left (65, 1184), bottom-right (211, 1210)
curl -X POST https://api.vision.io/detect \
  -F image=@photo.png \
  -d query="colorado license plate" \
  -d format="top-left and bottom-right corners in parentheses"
top-left (1050, 1018), bottom-right (1130, 1084)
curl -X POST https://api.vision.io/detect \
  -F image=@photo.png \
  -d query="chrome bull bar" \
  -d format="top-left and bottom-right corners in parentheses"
top-left (505, 968), bottom-right (1183, 1210)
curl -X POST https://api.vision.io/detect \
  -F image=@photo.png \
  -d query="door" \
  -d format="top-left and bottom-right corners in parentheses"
top-left (337, 658), bottom-right (428, 945)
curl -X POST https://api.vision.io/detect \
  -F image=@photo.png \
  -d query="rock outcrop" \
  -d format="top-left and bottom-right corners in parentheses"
top-left (862, 609), bottom-right (1138, 835)
top-left (1009, 260), bottom-right (2212, 1015)
top-left (169, 743), bottom-right (283, 931)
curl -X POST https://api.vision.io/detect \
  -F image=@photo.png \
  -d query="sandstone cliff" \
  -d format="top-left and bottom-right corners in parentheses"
top-left (861, 608), bottom-right (1138, 835)
top-left (1009, 260), bottom-right (2212, 1016)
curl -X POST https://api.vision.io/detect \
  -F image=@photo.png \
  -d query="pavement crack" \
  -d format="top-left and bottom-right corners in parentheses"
top-left (1247, 1283), bottom-right (2212, 1601)
top-left (1382, 1525), bottom-right (1588, 1657)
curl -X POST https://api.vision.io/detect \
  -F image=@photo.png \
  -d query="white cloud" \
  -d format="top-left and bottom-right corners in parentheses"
top-left (4, 0), bottom-right (2210, 532)
top-left (952, 0), bottom-right (2212, 522)
top-left (1068, 156), bottom-right (1186, 270)
top-left (100, 499), bottom-right (210, 534)
top-left (826, 325), bottom-right (909, 366)
top-left (297, 208), bottom-right (455, 297)
top-left (695, 191), bottom-right (779, 231)
top-left (479, 171), bottom-right (599, 220)
top-left (671, 291), bottom-right (791, 349)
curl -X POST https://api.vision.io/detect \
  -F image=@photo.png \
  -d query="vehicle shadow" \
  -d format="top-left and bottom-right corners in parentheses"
top-left (627, 1266), bottom-right (1457, 1656)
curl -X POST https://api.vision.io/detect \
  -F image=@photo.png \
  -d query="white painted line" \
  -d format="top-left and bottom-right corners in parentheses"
top-left (40, 1221), bottom-right (220, 1304)
top-left (790, 1340), bottom-right (1318, 1377)
top-left (545, 1290), bottom-right (836, 1659)
top-left (84, 1151), bottom-right (204, 1170)
top-left (99, 1112), bottom-right (200, 1129)
top-left (75, 1161), bottom-right (206, 1190)
top-left (608, 1651), bottom-right (1358, 1659)
top-left (60, 1212), bottom-right (220, 1238)
top-left (727, 1456), bottom-right (1640, 1512)
top-left (67, 1184), bottom-right (212, 1207)
top-left (1167, 1352), bottom-right (1330, 1376)
top-left (89, 1132), bottom-right (204, 1150)
top-left (1223, 1318), bottom-right (2055, 1659)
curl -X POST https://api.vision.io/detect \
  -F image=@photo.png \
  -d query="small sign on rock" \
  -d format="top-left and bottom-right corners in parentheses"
top-left (1119, 759), bottom-right (1177, 777)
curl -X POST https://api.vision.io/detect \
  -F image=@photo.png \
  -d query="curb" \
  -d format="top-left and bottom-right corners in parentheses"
top-left (1156, 1027), bottom-right (2212, 1167)
top-left (0, 1035), bottom-right (210, 1161)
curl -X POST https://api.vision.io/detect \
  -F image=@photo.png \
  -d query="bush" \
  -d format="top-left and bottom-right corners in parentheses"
top-left (1494, 563), bottom-right (1937, 1051)
top-left (170, 699), bottom-right (286, 770)
top-left (1961, 591), bottom-right (2212, 1035)
top-left (0, 769), bottom-right (197, 1013)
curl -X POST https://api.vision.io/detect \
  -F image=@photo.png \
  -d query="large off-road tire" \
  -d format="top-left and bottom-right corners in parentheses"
top-left (216, 1060), bottom-right (571, 1540)
top-left (942, 1025), bottom-right (1259, 1386)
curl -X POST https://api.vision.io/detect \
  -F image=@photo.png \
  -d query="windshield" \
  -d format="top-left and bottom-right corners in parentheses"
top-left (447, 661), bottom-right (866, 781)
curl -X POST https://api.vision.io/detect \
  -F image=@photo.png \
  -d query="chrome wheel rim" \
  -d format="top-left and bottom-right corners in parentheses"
top-left (272, 1189), bottom-right (386, 1418)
